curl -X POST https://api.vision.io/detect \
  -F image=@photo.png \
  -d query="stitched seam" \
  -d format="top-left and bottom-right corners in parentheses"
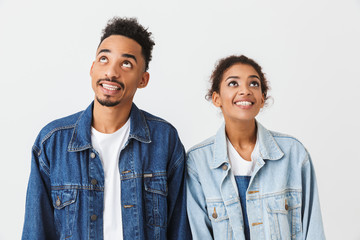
top-left (187, 140), bottom-right (214, 154)
top-left (301, 153), bottom-right (310, 167)
top-left (51, 185), bottom-right (104, 191)
top-left (41, 125), bottom-right (75, 146)
top-left (32, 145), bottom-right (41, 156)
top-left (121, 172), bottom-right (167, 180)
top-left (39, 156), bottom-right (50, 176)
top-left (145, 116), bottom-right (170, 124)
top-left (168, 151), bottom-right (184, 176)
top-left (247, 188), bottom-right (302, 200)
top-left (68, 110), bottom-right (86, 150)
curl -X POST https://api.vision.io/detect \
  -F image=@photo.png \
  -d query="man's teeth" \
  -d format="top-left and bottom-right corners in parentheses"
top-left (235, 101), bottom-right (252, 106)
top-left (102, 83), bottom-right (120, 91)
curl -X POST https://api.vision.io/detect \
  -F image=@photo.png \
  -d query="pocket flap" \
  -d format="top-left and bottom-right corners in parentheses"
top-left (266, 192), bottom-right (301, 214)
top-left (206, 201), bottom-right (229, 222)
top-left (144, 175), bottom-right (168, 196)
top-left (51, 189), bottom-right (78, 210)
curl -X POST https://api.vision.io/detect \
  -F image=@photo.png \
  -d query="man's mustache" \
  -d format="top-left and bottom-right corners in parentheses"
top-left (97, 78), bottom-right (125, 89)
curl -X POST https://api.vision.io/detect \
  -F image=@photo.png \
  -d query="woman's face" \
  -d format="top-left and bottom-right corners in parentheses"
top-left (212, 63), bottom-right (264, 124)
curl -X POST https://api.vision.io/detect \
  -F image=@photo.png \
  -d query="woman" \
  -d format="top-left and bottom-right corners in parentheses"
top-left (186, 55), bottom-right (325, 240)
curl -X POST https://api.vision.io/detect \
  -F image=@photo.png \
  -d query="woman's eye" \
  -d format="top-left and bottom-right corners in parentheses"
top-left (99, 56), bottom-right (108, 63)
top-left (228, 81), bottom-right (238, 87)
top-left (250, 81), bottom-right (260, 87)
top-left (122, 61), bottom-right (132, 68)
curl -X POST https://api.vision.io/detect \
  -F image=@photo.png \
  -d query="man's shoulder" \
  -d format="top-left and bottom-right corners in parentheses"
top-left (140, 109), bottom-right (175, 130)
top-left (37, 110), bottom-right (84, 143)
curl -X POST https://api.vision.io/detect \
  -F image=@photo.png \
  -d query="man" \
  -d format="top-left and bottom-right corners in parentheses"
top-left (22, 17), bottom-right (191, 240)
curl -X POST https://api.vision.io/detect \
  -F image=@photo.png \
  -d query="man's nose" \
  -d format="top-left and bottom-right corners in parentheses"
top-left (105, 63), bottom-right (120, 79)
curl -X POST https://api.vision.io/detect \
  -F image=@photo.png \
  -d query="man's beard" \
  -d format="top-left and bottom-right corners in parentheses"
top-left (96, 96), bottom-right (121, 107)
top-left (95, 78), bottom-right (124, 107)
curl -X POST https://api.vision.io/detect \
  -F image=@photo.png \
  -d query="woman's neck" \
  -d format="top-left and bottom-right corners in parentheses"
top-left (225, 119), bottom-right (257, 161)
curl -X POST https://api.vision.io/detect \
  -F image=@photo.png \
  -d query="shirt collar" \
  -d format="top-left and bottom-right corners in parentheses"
top-left (68, 102), bottom-right (151, 152)
top-left (210, 120), bottom-right (284, 168)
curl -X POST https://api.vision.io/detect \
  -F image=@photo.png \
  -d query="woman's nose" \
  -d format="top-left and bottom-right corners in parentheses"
top-left (238, 86), bottom-right (251, 95)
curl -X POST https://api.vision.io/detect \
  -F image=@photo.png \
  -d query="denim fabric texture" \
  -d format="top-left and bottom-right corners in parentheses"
top-left (186, 122), bottom-right (325, 240)
top-left (235, 176), bottom-right (251, 240)
top-left (22, 102), bottom-right (191, 240)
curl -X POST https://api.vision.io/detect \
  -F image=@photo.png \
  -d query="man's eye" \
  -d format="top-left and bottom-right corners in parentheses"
top-left (122, 61), bottom-right (132, 68)
top-left (250, 81), bottom-right (260, 87)
top-left (228, 81), bottom-right (238, 87)
top-left (99, 56), bottom-right (108, 63)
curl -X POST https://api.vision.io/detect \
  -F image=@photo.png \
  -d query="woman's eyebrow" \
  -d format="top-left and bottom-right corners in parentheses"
top-left (249, 75), bottom-right (260, 79)
top-left (225, 76), bottom-right (240, 81)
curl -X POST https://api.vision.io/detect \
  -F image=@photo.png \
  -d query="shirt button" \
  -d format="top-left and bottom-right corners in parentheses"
top-left (90, 152), bottom-right (96, 159)
top-left (56, 197), bottom-right (61, 207)
top-left (222, 164), bottom-right (228, 170)
top-left (91, 179), bottom-right (98, 185)
top-left (91, 215), bottom-right (97, 221)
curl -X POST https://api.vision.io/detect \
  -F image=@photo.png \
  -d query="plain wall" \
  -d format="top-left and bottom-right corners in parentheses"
top-left (1, 0), bottom-right (359, 239)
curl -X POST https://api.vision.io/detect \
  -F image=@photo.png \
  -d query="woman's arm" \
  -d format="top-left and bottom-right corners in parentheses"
top-left (301, 153), bottom-right (326, 239)
top-left (186, 154), bottom-right (213, 240)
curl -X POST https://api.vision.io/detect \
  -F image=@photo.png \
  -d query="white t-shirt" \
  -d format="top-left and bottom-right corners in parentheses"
top-left (91, 119), bottom-right (130, 240)
top-left (227, 138), bottom-right (258, 176)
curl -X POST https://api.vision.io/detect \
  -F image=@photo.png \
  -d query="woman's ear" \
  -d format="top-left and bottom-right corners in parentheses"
top-left (212, 91), bottom-right (222, 107)
top-left (261, 93), bottom-right (265, 108)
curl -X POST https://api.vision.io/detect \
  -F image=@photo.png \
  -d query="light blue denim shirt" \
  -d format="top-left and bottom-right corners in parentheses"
top-left (186, 122), bottom-right (325, 240)
top-left (22, 102), bottom-right (191, 240)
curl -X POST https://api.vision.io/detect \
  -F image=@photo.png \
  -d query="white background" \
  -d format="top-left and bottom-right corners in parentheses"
top-left (1, 0), bottom-right (359, 239)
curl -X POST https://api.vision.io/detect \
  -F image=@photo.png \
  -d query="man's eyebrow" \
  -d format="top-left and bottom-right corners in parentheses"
top-left (122, 53), bottom-right (137, 63)
top-left (96, 50), bottom-right (137, 63)
top-left (97, 49), bottom-right (111, 55)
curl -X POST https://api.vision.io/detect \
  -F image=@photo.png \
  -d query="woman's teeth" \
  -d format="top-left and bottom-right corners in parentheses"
top-left (102, 83), bottom-right (120, 91)
top-left (236, 101), bottom-right (252, 106)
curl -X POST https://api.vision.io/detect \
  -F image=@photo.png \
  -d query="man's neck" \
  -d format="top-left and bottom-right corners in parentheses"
top-left (92, 100), bottom-right (132, 134)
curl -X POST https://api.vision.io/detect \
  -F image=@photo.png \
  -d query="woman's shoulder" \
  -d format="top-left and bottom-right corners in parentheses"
top-left (269, 130), bottom-right (306, 148)
top-left (187, 135), bottom-right (216, 156)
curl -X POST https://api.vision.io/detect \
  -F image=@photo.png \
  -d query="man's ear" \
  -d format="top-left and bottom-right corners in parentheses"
top-left (90, 61), bottom-right (95, 76)
top-left (212, 91), bottom-right (222, 107)
top-left (138, 72), bottom-right (150, 89)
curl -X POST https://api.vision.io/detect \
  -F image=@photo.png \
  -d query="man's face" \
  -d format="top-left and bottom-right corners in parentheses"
top-left (90, 35), bottom-right (149, 108)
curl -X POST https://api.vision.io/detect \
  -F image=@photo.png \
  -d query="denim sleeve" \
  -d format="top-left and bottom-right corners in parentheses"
top-left (22, 144), bottom-right (58, 240)
top-left (186, 154), bottom-right (213, 240)
top-left (166, 137), bottom-right (192, 240)
top-left (301, 154), bottom-right (326, 240)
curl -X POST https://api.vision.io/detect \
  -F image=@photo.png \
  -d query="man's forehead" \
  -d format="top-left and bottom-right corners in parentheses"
top-left (97, 35), bottom-right (142, 54)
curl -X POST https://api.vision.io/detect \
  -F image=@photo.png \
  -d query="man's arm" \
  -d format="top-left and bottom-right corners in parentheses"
top-left (166, 136), bottom-right (192, 240)
top-left (22, 144), bottom-right (58, 240)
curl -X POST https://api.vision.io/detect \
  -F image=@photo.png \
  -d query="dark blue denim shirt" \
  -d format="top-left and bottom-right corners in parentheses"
top-left (22, 102), bottom-right (191, 240)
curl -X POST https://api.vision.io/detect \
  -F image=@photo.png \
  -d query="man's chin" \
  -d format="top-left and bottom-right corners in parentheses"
top-left (96, 97), bottom-right (121, 107)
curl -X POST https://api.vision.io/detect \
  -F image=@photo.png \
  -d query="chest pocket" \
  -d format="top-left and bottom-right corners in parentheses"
top-left (51, 188), bottom-right (78, 239)
top-left (144, 174), bottom-right (168, 228)
top-left (206, 200), bottom-right (233, 240)
top-left (266, 191), bottom-right (302, 240)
